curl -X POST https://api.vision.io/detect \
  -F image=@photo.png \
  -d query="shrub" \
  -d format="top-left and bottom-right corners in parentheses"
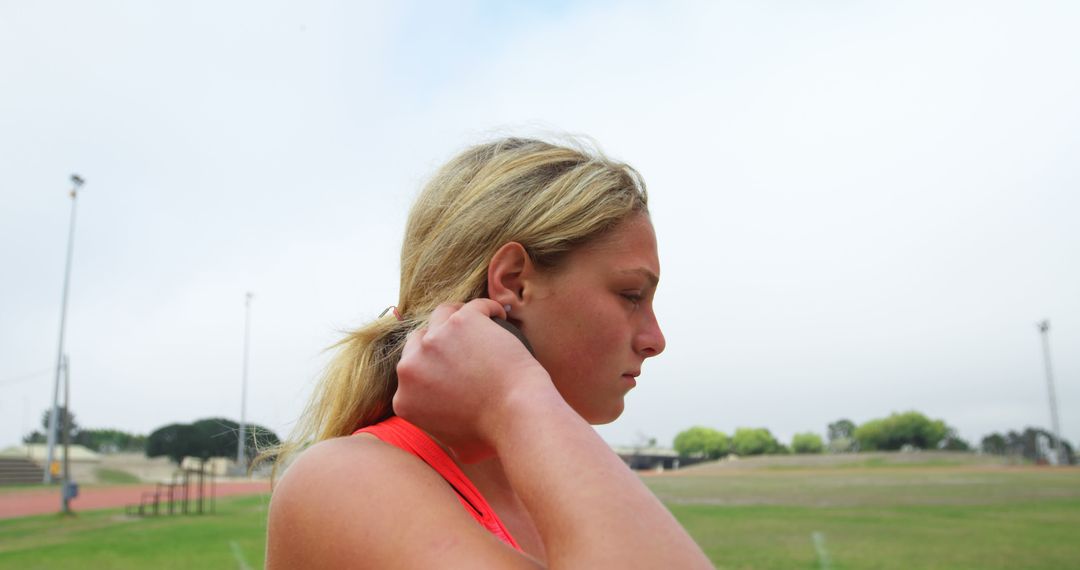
top-left (673, 426), bottom-right (730, 459)
top-left (732, 427), bottom-right (782, 456)
top-left (791, 432), bottom-right (825, 454)
top-left (853, 411), bottom-right (948, 451)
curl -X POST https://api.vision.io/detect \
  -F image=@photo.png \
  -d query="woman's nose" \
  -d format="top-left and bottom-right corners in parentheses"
top-left (634, 310), bottom-right (666, 358)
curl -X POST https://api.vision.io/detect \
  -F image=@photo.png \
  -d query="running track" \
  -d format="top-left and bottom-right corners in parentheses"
top-left (0, 481), bottom-right (271, 519)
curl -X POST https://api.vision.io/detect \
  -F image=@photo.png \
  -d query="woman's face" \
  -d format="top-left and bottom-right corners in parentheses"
top-left (520, 214), bottom-right (666, 424)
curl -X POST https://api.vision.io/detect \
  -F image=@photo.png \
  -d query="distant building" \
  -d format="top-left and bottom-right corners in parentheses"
top-left (612, 445), bottom-right (687, 471)
top-left (180, 456), bottom-right (233, 476)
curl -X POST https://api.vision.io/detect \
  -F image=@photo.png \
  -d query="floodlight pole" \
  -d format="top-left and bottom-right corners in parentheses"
top-left (236, 292), bottom-right (253, 470)
top-left (1037, 320), bottom-right (1064, 465)
top-left (45, 175), bottom-right (84, 484)
top-left (61, 355), bottom-right (72, 514)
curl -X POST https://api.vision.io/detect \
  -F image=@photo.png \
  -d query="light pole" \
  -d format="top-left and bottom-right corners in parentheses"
top-left (236, 292), bottom-right (253, 471)
top-left (44, 174), bottom-right (83, 484)
top-left (61, 355), bottom-right (74, 514)
top-left (1036, 320), bottom-right (1064, 465)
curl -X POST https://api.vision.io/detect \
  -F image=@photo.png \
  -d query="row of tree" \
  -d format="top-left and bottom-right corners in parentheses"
top-left (980, 428), bottom-right (1075, 464)
top-left (673, 411), bottom-right (1076, 464)
top-left (23, 407), bottom-right (147, 453)
top-left (827, 412), bottom-right (968, 453)
top-left (673, 426), bottom-right (816, 459)
top-left (22, 407), bottom-right (281, 465)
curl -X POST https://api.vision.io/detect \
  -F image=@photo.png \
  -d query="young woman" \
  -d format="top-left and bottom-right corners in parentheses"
top-left (266, 138), bottom-right (712, 569)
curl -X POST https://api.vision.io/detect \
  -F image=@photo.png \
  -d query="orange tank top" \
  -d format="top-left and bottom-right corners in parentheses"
top-left (352, 417), bottom-right (522, 551)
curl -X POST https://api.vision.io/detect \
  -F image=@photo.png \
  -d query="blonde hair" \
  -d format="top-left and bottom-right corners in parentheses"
top-left (271, 137), bottom-right (648, 473)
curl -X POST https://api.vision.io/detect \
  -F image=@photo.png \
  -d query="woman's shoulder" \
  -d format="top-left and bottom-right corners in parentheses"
top-left (266, 435), bottom-right (539, 569)
top-left (273, 432), bottom-right (414, 489)
top-left (270, 433), bottom-right (455, 511)
top-left (266, 436), bottom-right (433, 558)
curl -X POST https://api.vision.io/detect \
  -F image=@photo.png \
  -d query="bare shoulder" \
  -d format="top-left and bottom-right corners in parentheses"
top-left (266, 435), bottom-right (539, 570)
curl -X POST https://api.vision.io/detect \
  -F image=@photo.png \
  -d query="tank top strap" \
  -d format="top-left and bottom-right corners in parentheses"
top-left (353, 417), bottom-right (522, 551)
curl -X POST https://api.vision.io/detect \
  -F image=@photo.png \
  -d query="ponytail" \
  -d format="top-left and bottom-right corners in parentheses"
top-left (265, 314), bottom-right (412, 480)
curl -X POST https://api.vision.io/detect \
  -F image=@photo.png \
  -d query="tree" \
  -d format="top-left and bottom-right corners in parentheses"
top-left (147, 423), bottom-right (200, 464)
top-left (74, 429), bottom-right (147, 453)
top-left (827, 419), bottom-right (855, 442)
top-left (1004, 427), bottom-right (1075, 465)
top-left (939, 428), bottom-right (970, 451)
top-left (731, 428), bottom-right (782, 456)
top-left (191, 418), bottom-right (241, 458)
top-left (147, 418), bottom-right (281, 465)
top-left (1005, 430), bottom-right (1025, 456)
top-left (22, 431), bottom-right (46, 444)
top-left (191, 418), bottom-right (281, 460)
top-left (673, 426), bottom-right (730, 459)
top-left (791, 432), bottom-right (824, 454)
top-left (22, 407), bottom-right (79, 445)
top-left (826, 419), bottom-right (858, 453)
top-left (975, 428), bottom-right (1077, 464)
top-left (981, 433), bottom-right (1007, 455)
top-left (45, 407), bottom-right (79, 440)
top-left (853, 411), bottom-right (949, 451)
top-left (23, 408), bottom-right (148, 453)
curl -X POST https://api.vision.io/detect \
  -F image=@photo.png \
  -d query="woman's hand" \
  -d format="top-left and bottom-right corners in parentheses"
top-left (394, 299), bottom-right (559, 462)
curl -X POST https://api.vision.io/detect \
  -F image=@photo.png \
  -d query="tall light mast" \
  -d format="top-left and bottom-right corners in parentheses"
top-left (44, 175), bottom-right (84, 483)
top-left (1037, 320), bottom-right (1064, 465)
top-left (236, 292), bottom-right (253, 470)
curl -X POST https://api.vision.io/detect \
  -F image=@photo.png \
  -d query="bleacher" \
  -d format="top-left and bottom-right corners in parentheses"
top-left (0, 456), bottom-right (45, 485)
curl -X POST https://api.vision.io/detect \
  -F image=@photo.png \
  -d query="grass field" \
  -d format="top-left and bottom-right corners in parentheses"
top-left (650, 465), bottom-right (1080, 569)
top-left (93, 469), bottom-right (142, 485)
top-left (1, 458), bottom-right (1078, 569)
top-left (0, 494), bottom-right (270, 569)
top-left (0, 483), bottom-right (47, 495)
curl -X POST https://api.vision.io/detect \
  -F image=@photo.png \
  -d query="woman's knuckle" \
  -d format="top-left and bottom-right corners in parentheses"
top-left (396, 358), bottom-right (417, 379)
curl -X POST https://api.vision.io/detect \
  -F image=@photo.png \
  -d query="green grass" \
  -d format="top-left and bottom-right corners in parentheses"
top-left (644, 467), bottom-right (1080, 507)
top-left (0, 494), bottom-right (270, 570)
top-left (669, 500), bottom-right (1080, 570)
top-left (761, 457), bottom-right (983, 470)
top-left (646, 467), bottom-right (1080, 569)
top-left (94, 468), bottom-right (141, 485)
top-left (1, 465), bottom-right (1079, 569)
top-left (0, 483), bottom-right (49, 495)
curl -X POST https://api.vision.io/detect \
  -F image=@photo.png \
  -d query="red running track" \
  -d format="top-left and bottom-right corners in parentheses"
top-left (0, 481), bottom-right (271, 519)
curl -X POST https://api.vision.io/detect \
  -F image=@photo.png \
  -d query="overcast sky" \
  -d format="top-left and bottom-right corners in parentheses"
top-left (2, 1), bottom-right (1078, 452)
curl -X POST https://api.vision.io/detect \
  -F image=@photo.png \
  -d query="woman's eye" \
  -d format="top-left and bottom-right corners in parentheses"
top-left (621, 293), bottom-right (643, 306)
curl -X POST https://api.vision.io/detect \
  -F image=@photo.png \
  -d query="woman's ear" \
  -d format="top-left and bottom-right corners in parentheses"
top-left (487, 242), bottom-right (530, 309)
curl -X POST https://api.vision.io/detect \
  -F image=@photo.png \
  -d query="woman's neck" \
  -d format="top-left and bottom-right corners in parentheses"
top-left (460, 456), bottom-right (513, 499)
top-left (421, 428), bottom-right (546, 560)
top-left (461, 456), bottom-right (547, 562)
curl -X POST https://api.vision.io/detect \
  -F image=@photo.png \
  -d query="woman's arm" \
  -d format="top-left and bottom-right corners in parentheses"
top-left (393, 300), bottom-right (713, 569)
top-left (491, 387), bottom-right (710, 568)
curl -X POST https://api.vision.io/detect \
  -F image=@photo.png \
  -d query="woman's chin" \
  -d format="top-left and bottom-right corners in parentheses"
top-left (581, 401), bottom-right (625, 426)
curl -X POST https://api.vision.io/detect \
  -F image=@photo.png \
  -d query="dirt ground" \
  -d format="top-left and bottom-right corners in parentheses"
top-left (0, 481), bottom-right (270, 519)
